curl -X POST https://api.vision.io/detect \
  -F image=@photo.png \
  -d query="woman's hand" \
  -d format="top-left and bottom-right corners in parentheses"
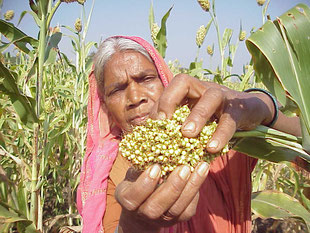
top-left (115, 162), bottom-right (209, 233)
top-left (151, 74), bottom-right (276, 153)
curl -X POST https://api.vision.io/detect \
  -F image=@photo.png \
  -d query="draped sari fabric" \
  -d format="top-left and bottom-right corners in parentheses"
top-left (76, 36), bottom-right (256, 232)
top-left (76, 36), bottom-right (173, 232)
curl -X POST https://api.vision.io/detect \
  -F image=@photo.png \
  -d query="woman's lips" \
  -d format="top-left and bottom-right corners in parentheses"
top-left (130, 113), bottom-right (149, 125)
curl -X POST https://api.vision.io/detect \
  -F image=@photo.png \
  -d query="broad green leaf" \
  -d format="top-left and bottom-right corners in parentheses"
top-left (17, 182), bottom-right (29, 218)
top-left (0, 204), bottom-right (30, 224)
top-left (233, 136), bottom-right (309, 166)
top-left (251, 190), bottom-right (310, 231)
top-left (301, 118), bottom-right (310, 154)
top-left (0, 62), bottom-right (38, 126)
top-left (44, 32), bottom-right (62, 64)
top-left (246, 22), bottom-right (287, 105)
top-left (233, 125), bottom-right (310, 171)
top-left (156, 6), bottom-right (173, 58)
top-left (17, 221), bottom-right (38, 233)
top-left (44, 48), bottom-right (57, 65)
top-left (246, 4), bottom-right (310, 152)
top-left (0, 20), bottom-right (38, 54)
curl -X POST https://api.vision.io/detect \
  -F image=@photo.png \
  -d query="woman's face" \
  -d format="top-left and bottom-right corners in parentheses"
top-left (102, 50), bottom-right (164, 133)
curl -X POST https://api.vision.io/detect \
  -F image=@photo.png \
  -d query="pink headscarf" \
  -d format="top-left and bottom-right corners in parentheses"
top-left (76, 36), bottom-right (173, 232)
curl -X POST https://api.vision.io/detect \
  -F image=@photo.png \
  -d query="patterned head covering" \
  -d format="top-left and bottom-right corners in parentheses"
top-left (76, 36), bottom-right (173, 232)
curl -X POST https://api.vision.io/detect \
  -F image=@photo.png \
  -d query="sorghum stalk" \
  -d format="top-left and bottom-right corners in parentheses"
top-left (31, 12), bottom-right (48, 227)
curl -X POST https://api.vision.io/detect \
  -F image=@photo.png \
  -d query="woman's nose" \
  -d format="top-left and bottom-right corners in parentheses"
top-left (126, 82), bottom-right (147, 109)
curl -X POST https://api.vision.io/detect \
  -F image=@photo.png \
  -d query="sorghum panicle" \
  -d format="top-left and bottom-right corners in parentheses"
top-left (256, 0), bottom-right (266, 6)
top-left (4, 10), bottom-right (14, 21)
top-left (207, 45), bottom-right (213, 56)
top-left (151, 23), bottom-right (160, 45)
top-left (120, 105), bottom-right (229, 177)
top-left (196, 25), bottom-right (207, 48)
top-left (239, 30), bottom-right (246, 41)
top-left (75, 18), bottom-right (82, 33)
top-left (197, 0), bottom-right (210, 12)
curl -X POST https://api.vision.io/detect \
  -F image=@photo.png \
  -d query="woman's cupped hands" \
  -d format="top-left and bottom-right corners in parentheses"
top-left (115, 74), bottom-right (274, 232)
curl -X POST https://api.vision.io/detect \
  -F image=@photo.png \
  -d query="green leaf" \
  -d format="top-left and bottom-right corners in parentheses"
top-left (233, 136), bottom-right (309, 166)
top-left (61, 52), bottom-right (76, 74)
top-left (0, 204), bottom-right (31, 224)
top-left (156, 6), bottom-right (173, 58)
top-left (246, 4), bottom-right (310, 152)
top-left (17, 182), bottom-right (29, 218)
top-left (148, 1), bottom-right (155, 30)
top-left (233, 125), bottom-right (310, 170)
top-left (17, 11), bottom-right (28, 26)
top-left (44, 32), bottom-right (62, 64)
top-left (84, 41), bottom-right (96, 58)
top-left (0, 20), bottom-right (38, 54)
top-left (188, 61), bottom-right (204, 78)
top-left (251, 190), bottom-right (310, 231)
top-left (0, 62), bottom-right (38, 126)
top-left (26, 10), bottom-right (41, 27)
top-left (239, 65), bottom-right (254, 91)
top-left (221, 28), bottom-right (233, 50)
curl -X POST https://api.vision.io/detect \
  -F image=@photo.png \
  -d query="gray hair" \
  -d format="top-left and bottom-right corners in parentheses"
top-left (93, 37), bottom-right (153, 87)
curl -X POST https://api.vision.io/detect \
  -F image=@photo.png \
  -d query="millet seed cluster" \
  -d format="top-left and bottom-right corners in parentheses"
top-left (119, 105), bottom-right (229, 177)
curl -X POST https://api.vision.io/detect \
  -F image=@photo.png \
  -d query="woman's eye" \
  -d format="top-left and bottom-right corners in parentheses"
top-left (143, 76), bottom-right (155, 82)
top-left (109, 88), bottom-right (121, 96)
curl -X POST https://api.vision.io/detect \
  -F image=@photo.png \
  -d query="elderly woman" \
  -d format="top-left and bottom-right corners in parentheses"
top-left (76, 36), bottom-right (300, 233)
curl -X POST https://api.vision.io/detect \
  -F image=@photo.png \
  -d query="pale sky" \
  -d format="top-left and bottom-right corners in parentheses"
top-left (2, 0), bottom-right (309, 74)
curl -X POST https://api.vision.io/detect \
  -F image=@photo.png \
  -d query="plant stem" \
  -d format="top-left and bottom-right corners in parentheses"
top-left (31, 1), bottom-right (48, 227)
top-left (209, 8), bottom-right (224, 79)
top-left (195, 47), bottom-right (200, 62)
top-left (46, 0), bottom-right (61, 29)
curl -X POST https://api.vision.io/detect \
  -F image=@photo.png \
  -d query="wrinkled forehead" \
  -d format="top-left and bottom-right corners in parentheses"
top-left (101, 50), bottom-right (162, 90)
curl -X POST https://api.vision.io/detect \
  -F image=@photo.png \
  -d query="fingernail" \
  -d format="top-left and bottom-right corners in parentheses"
top-left (208, 140), bottom-right (219, 149)
top-left (158, 112), bottom-right (166, 120)
top-left (183, 121), bottom-right (195, 132)
top-left (149, 165), bottom-right (160, 179)
top-left (197, 162), bottom-right (209, 177)
top-left (179, 166), bottom-right (190, 180)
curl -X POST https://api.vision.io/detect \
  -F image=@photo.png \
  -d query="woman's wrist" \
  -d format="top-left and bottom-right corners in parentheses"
top-left (244, 88), bottom-right (279, 127)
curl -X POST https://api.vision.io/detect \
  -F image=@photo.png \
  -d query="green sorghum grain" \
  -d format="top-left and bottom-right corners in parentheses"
top-left (119, 105), bottom-right (229, 177)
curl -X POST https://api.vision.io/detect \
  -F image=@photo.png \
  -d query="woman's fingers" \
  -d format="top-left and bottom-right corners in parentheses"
top-left (207, 112), bottom-right (237, 153)
top-left (166, 162), bottom-right (209, 220)
top-left (177, 192), bottom-right (200, 222)
top-left (115, 165), bottom-right (161, 211)
top-left (139, 162), bottom-right (209, 221)
top-left (153, 74), bottom-right (206, 119)
top-left (138, 165), bottom-right (191, 219)
top-left (181, 88), bottom-right (223, 138)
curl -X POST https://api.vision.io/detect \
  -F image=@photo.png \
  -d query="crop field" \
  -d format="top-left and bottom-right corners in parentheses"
top-left (0, 0), bottom-right (309, 232)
